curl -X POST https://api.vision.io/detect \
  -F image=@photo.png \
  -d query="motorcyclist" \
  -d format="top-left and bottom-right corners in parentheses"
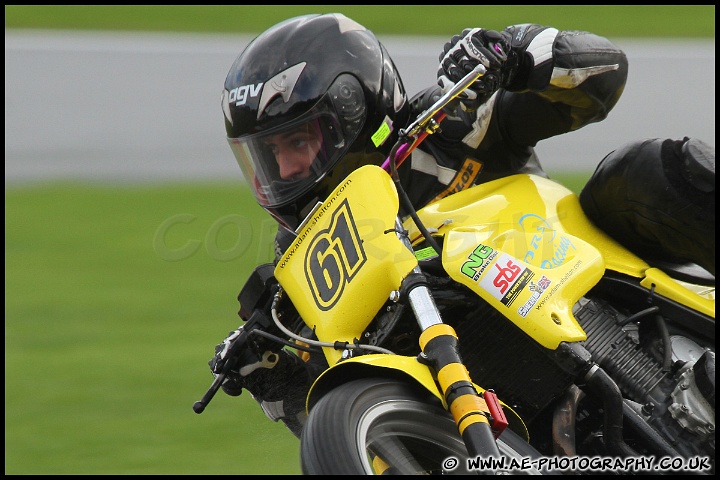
top-left (211, 13), bottom-right (715, 438)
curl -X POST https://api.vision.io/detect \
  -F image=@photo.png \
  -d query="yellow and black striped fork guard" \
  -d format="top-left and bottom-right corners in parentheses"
top-left (419, 323), bottom-right (502, 462)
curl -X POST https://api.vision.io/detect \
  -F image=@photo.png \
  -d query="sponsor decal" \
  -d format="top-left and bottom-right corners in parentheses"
top-left (431, 158), bottom-right (483, 203)
top-left (463, 245), bottom-right (536, 309)
top-left (517, 275), bottom-right (551, 317)
top-left (371, 115), bottom-right (393, 147)
top-left (460, 243), bottom-right (498, 281)
top-left (478, 252), bottom-right (534, 307)
top-left (518, 213), bottom-right (576, 269)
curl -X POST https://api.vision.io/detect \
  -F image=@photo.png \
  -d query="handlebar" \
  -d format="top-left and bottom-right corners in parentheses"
top-left (381, 64), bottom-right (486, 172)
top-left (402, 63), bottom-right (486, 139)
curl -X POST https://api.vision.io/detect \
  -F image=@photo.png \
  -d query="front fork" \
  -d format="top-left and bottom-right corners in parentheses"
top-left (419, 323), bottom-right (508, 448)
top-left (396, 218), bottom-right (506, 466)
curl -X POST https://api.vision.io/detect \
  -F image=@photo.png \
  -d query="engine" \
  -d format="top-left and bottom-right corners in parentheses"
top-left (574, 296), bottom-right (715, 460)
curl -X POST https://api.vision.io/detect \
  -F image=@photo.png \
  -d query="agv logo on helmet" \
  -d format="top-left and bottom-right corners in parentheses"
top-left (222, 63), bottom-right (307, 126)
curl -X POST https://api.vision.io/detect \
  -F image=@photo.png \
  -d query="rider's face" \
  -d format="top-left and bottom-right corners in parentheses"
top-left (264, 122), bottom-right (322, 180)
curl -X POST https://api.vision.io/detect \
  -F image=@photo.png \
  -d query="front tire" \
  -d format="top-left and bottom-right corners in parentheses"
top-left (300, 377), bottom-right (547, 475)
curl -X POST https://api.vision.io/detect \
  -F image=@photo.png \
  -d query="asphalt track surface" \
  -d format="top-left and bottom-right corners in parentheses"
top-left (4, 30), bottom-right (715, 184)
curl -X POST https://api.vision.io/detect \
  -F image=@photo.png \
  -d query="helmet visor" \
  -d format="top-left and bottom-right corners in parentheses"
top-left (228, 92), bottom-right (360, 208)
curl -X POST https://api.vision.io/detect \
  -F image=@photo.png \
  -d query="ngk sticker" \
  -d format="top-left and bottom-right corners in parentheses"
top-left (478, 252), bottom-right (534, 307)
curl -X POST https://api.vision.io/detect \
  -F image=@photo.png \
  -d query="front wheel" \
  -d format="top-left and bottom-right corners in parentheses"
top-left (300, 377), bottom-right (548, 475)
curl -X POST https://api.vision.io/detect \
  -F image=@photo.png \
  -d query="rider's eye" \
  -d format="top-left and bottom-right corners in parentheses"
top-left (292, 138), bottom-right (308, 149)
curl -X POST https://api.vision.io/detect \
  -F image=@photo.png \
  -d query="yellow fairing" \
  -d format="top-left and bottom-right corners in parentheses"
top-left (275, 166), bottom-right (418, 365)
top-left (404, 176), bottom-right (614, 349)
top-left (642, 268), bottom-right (714, 318)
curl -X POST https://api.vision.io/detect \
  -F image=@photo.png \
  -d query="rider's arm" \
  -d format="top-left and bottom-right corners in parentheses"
top-left (497, 24), bottom-right (629, 145)
top-left (426, 24), bottom-right (628, 152)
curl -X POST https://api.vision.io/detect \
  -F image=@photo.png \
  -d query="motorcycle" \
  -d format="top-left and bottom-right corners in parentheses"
top-left (194, 65), bottom-right (715, 474)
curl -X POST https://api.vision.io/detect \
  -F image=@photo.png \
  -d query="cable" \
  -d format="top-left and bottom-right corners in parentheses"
top-left (270, 289), bottom-right (394, 355)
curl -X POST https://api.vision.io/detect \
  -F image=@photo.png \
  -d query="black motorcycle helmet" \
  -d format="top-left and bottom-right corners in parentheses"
top-left (222, 13), bottom-right (410, 231)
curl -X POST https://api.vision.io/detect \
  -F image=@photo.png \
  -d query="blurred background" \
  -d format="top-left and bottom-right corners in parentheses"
top-left (5, 7), bottom-right (716, 183)
top-left (4, 5), bottom-right (715, 474)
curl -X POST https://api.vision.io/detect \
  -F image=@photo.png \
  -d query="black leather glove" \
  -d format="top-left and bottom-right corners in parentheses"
top-left (437, 28), bottom-right (517, 112)
top-left (208, 326), bottom-right (280, 396)
top-left (208, 327), bottom-right (319, 438)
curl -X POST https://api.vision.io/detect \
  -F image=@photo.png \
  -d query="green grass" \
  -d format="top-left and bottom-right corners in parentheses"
top-left (4, 5), bottom-right (715, 37)
top-left (4, 182), bottom-right (302, 474)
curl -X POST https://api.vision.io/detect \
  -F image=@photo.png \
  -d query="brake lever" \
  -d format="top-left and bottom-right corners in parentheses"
top-left (193, 325), bottom-right (251, 414)
top-left (193, 372), bottom-right (227, 414)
